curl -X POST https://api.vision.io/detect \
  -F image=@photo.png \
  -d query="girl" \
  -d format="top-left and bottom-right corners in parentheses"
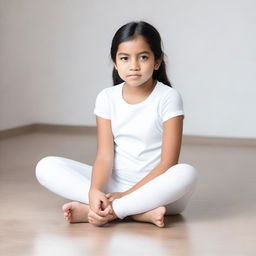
top-left (35, 21), bottom-right (198, 228)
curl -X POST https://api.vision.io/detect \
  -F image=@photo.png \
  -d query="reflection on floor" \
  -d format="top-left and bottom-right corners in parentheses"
top-left (0, 131), bottom-right (255, 255)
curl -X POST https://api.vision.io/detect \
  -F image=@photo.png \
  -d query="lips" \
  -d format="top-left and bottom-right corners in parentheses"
top-left (127, 74), bottom-right (141, 77)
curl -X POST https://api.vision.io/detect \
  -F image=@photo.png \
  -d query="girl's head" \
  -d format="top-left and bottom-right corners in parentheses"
top-left (111, 21), bottom-right (172, 87)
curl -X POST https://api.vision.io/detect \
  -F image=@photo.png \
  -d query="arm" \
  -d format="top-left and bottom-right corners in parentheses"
top-left (123, 115), bottom-right (184, 196)
top-left (90, 115), bottom-right (114, 191)
top-left (89, 116), bottom-right (114, 213)
top-left (90, 158), bottom-right (113, 192)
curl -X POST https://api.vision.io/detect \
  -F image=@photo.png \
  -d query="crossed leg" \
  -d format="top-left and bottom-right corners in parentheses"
top-left (62, 201), bottom-right (167, 227)
top-left (35, 156), bottom-right (197, 227)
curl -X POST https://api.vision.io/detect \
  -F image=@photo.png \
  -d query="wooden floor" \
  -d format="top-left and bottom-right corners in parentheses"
top-left (0, 131), bottom-right (255, 256)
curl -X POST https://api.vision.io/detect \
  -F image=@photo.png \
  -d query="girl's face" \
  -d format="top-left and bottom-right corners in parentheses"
top-left (114, 35), bottom-right (161, 88)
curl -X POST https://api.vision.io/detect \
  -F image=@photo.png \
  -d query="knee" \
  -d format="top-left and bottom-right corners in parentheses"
top-left (168, 163), bottom-right (198, 187)
top-left (180, 163), bottom-right (198, 186)
top-left (35, 156), bottom-right (61, 184)
top-left (179, 163), bottom-right (197, 175)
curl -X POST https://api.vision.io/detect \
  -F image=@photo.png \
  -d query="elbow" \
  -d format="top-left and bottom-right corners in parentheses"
top-left (160, 160), bottom-right (178, 170)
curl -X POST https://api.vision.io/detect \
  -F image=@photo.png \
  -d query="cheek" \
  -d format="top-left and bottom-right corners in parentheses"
top-left (144, 64), bottom-right (155, 73)
top-left (115, 66), bottom-right (126, 78)
top-left (116, 64), bottom-right (127, 72)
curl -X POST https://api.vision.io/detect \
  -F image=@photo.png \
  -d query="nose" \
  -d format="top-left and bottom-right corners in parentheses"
top-left (129, 58), bottom-right (140, 71)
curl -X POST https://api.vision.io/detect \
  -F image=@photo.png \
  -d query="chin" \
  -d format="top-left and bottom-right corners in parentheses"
top-left (124, 78), bottom-right (149, 87)
top-left (125, 82), bottom-right (144, 87)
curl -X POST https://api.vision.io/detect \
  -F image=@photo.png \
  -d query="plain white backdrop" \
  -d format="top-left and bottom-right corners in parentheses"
top-left (0, 0), bottom-right (255, 138)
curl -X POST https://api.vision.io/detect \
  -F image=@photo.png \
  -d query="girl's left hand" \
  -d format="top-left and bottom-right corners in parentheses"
top-left (105, 192), bottom-right (125, 202)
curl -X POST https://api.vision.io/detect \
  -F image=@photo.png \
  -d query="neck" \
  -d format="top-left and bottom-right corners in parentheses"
top-left (124, 79), bottom-right (156, 95)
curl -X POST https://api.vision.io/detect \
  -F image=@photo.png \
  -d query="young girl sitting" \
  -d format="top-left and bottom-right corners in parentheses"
top-left (36, 21), bottom-right (198, 228)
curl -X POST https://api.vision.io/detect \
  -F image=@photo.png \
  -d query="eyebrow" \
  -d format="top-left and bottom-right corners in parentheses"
top-left (118, 51), bottom-right (150, 56)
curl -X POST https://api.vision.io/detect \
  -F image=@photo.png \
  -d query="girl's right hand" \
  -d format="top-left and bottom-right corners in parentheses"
top-left (89, 188), bottom-right (113, 217)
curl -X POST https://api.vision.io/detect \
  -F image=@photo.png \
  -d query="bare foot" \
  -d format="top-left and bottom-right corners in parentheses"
top-left (131, 206), bottom-right (166, 228)
top-left (62, 202), bottom-right (89, 223)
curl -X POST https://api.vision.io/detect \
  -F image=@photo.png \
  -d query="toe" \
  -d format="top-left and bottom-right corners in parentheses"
top-left (158, 222), bottom-right (164, 228)
top-left (155, 218), bottom-right (164, 227)
top-left (62, 203), bottom-right (69, 211)
top-left (62, 202), bottom-right (73, 212)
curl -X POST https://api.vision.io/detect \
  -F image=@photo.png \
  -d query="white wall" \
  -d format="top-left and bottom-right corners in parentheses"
top-left (0, 0), bottom-right (255, 138)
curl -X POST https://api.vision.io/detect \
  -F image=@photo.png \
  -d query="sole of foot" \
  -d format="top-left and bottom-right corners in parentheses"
top-left (153, 206), bottom-right (166, 227)
top-left (133, 206), bottom-right (166, 228)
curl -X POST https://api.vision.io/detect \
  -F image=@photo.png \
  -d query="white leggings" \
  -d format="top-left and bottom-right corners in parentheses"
top-left (35, 156), bottom-right (198, 219)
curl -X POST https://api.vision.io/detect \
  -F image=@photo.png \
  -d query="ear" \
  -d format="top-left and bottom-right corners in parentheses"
top-left (154, 58), bottom-right (162, 70)
top-left (114, 63), bottom-right (118, 70)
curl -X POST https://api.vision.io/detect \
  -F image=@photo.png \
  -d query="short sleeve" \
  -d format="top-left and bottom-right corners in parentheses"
top-left (93, 89), bottom-right (111, 120)
top-left (160, 89), bottom-right (185, 123)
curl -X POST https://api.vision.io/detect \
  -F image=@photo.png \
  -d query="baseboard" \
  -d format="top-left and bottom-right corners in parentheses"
top-left (0, 124), bottom-right (255, 147)
top-left (0, 124), bottom-right (37, 140)
top-left (182, 135), bottom-right (256, 147)
top-left (0, 124), bottom-right (96, 140)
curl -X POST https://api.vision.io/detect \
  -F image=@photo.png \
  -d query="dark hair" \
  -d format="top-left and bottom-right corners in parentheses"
top-left (110, 21), bottom-right (172, 87)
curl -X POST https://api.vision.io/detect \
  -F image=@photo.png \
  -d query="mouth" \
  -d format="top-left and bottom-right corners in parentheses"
top-left (127, 74), bottom-right (141, 78)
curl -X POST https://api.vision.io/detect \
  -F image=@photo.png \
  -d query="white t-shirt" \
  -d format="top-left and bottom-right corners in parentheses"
top-left (93, 81), bottom-right (185, 185)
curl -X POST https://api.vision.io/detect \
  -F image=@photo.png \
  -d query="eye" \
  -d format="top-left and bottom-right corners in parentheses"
top-left (120, 57), bottom-right (128, 61)
top-left (140, 55), bottom-right (148, 60)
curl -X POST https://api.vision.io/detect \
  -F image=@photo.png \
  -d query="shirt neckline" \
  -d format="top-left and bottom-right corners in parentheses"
top-left (120, 81), bottom-right (159, 107)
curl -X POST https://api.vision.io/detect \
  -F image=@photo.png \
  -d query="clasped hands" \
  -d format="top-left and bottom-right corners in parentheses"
top-left (88, 189), bottom-right (125, 226)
